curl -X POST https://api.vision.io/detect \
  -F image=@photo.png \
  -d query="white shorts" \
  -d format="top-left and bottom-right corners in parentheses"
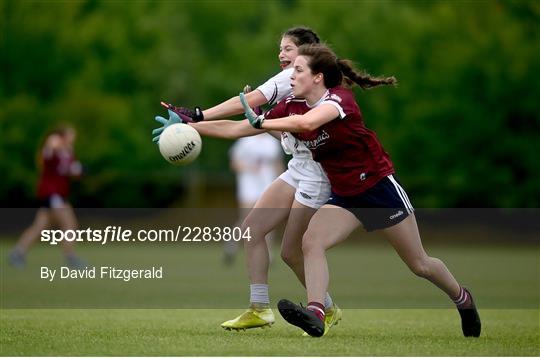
top-left (38, 194), bottom-right (68, 209)
top-left (278, 157), bottom-right (331, 209)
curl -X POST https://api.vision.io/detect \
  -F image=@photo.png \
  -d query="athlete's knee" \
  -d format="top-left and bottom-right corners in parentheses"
top-left (55, 213), bottom-right (77, 231)
top-left (408, 257), bottom-right (433, 278)
top-left (61, 221), bottom-right (77, 231)
top-left (301, 232), bottom-right (325, 256)
top-left (280, 247), bottom-right (303, 267)
top-left (241, 217), bottom-right (267, 239)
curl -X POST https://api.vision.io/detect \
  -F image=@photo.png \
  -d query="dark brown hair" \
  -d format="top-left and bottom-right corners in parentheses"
top-left (298, 44), bottom-right (397, 89)
top-left (283, 26), bottom-right (320, 46)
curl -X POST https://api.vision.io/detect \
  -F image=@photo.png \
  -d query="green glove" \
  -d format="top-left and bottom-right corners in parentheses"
top-left (239, 92), bottom-right (264, 129)
top-left (152, 109), bottom-right (183, 143)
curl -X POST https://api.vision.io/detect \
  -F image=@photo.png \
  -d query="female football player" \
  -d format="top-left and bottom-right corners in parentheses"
top-left (153, 27), bottom-right (342, 334)
top-left (9, 125), bottom-right (85, 269)
top-left (241, 43), bottom-right (481, 338)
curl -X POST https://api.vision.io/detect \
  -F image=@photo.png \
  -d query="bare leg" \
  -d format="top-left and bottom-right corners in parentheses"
top-left (223, 200), bottom-right (255, 265)
top-left (280, 200), bottom-right (317, 286)
top-left (301, 205), bottom-right (361, 304)
top-left (50, 204), bottom-right (78, 257)
top-left (220, 180), bottom-right (293, 329)
top-left (16, 209), bottom-right (51, 253)
top-left (381, 214), bottom-right (461, 299)
top-left (242, 179), bottom-right (294, 284)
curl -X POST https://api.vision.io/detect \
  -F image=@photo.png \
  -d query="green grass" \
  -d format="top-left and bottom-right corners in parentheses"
top-left (1, 238), bottom-right (539, 355)
top-left (1, 309), bottom-right (538, 356)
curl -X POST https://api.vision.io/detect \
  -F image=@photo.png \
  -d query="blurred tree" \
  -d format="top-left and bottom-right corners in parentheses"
top-left (0, 0), bottom-right (538, 207)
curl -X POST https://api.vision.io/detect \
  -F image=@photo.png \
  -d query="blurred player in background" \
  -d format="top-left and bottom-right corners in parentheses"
top-left (225, 87), bottom-right (284, 265)
top-left (241, 43), bottom-right (481, 338)
top-left (154, 27), bottom-right (343, 335)
top-left (9, 125), bottom-right (85, 269)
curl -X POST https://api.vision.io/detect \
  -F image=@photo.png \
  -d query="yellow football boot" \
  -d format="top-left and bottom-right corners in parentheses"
top-left (221, 306), bottom-right (275, 331)
top-left (302, 303), bottom-right (342, 337)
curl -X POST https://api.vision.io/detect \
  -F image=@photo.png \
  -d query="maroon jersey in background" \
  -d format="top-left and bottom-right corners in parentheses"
top-left (37, 148), bottom-right (76, 199)
top-left (265, 86), bottom-right (394, 196)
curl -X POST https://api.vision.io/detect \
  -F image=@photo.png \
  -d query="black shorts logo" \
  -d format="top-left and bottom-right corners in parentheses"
top-left (389, 210), bottom-right (404, 220)
top-left (300, 192), bottom-right (312, 200)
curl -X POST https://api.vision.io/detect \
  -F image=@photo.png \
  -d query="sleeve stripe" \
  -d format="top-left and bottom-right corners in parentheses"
top-left (268, 84), bottom-right (278, 105)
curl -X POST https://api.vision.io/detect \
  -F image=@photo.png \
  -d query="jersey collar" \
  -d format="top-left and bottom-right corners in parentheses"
top-left (306, 89), bottom-right (330, 109)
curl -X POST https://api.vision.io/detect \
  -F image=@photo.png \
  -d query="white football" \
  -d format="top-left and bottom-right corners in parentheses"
top-left (158, 123), bottom-right (202, 166)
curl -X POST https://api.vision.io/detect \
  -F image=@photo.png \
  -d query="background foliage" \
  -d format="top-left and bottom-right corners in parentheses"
top-left (1, 0), bottom-right (538, 207)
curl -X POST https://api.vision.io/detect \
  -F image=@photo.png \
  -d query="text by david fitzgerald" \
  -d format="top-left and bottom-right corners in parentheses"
top-left (41, 266), bottom-right (163, 282)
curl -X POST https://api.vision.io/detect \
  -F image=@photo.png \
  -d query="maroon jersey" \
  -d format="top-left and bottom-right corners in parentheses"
top-left (265, 87), bottom-right (394, 196)
top-left (37, 147), bottom-right (76, 199)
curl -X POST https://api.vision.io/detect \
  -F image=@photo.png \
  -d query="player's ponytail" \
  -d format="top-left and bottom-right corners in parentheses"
top-left (337, 59), bottom-right (397, 89)
top-left (298, 44), bottom-right (397, 90)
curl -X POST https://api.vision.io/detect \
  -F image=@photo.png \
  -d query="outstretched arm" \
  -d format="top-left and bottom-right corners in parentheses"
top-left (189, 119), bottom-right (266, 140)
top-left (261, 104), bottom-right (338, 132)
top-left (240, 92), bottom-right (339, 132)
top-left (202, 90), bottom-right (268, 121)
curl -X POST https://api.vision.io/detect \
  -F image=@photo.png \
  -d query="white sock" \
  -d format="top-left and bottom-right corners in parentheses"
top-left (324, 292), bottom-right (334, 309)
top-left (250, 284), bottom-right (269, 305)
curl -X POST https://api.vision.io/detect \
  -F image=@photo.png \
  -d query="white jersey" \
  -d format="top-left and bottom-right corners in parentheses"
top-left (230, 133), bottom-right (282, 204)
top-left (256, 68), bottom-right (294, 106)
top-left (254, 68), bottom-right (331, 209)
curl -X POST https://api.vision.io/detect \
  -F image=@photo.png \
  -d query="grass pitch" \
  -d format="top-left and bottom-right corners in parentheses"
top-left (1, 309), bottom-right (538, 356)
top-left (1, 237), bottom-right (538, 355)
